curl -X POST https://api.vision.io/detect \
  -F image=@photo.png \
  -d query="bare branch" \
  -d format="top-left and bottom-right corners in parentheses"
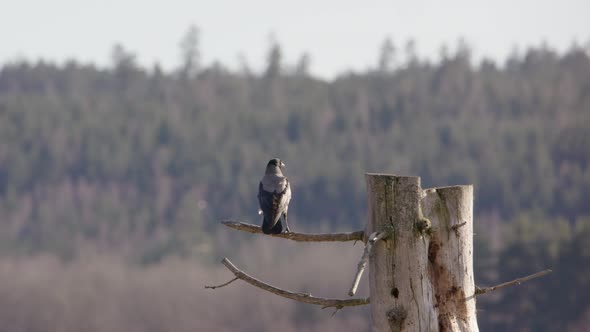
top-left (221, 221), bottom-right (364, 242)
top-left (219, 257), bottom-right (370, 309)
top-left (472, 269), bottom-right (552, 298)
top-left (348, 236), bottom-right (374, 296)
top-left (348, 231), bottom-right (391, 296)
top-left (204, 277), bottom-right (238, 290)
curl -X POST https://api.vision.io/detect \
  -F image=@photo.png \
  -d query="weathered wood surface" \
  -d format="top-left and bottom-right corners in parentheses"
top-left (366, 174), bottom-right (437, 331)
top-left (423, 185), bottom-right (479, 332)
top-left (366, 174), bottom-right (478, 332)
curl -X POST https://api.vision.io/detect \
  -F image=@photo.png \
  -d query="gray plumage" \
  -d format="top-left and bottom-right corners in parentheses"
top-left (258, 158), bottom-right (292, 234)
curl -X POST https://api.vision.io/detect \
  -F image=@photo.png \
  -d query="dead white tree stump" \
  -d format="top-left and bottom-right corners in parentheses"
top-left (366, 174), bottom-right (478, 332)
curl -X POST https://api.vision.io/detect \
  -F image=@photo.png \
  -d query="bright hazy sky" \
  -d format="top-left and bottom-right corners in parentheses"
top-left (1, 0), bottom-right (589, 79)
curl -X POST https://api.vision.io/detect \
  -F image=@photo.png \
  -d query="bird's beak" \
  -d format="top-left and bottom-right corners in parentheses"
top-left (281, 162), bottom-right (286, 168)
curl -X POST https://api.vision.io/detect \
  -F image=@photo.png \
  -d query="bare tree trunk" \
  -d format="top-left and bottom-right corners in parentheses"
top-left (422, 186), bottom-right (478, 332)
top-left (366, 174), bottom-right (437, 331)
top-left (365, 174), bottom-right (478, 332)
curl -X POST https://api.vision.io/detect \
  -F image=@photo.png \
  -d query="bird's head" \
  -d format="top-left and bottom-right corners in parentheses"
top-left (266, 158), bottom-right (285, 174)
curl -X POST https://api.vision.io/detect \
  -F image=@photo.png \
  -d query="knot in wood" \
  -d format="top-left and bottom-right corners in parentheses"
top-left (415, 217), bottom-right (432, 235)
top-left (387, 306), bottom-right (407, 322)
top-left (387, 306), bottom-right (408, 332)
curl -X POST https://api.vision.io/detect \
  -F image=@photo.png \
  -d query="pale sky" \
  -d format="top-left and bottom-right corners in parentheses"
top-left (1, 0), bottom-right (589, 79)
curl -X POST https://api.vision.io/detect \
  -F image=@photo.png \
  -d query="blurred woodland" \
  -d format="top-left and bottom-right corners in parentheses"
top-left (0, 30), bottom-right (589, 331)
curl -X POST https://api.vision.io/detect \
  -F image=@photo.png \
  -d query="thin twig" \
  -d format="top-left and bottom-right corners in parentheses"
top-left (331, 308), bottom-right (341, 317)
top-left (218, 257), bottom-right (370, 309)
top-left (451, 222), bottom-right (467, 230)
top-left (348, 234), bottom-right (376, 296)
top-left (221, 221), bottom-right (364, 242)
top-left (473, 269), bottom-right (552, 297)
top-left (204, 277), bottom-right (238, 290)
top-left (348, 231), bottom-right (391, 296)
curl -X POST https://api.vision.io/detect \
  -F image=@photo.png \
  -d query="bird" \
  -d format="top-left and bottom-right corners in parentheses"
top-left (258, 158), bottom-right (292, 234)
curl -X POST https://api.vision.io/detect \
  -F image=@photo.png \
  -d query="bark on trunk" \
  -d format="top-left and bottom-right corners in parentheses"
top-left (366, 174), bottom-right (478, 332)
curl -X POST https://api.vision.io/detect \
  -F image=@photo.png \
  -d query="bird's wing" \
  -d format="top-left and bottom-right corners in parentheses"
top-left (278, 179), bottom-right (291, 215)
top-left (258, 181), bottom-right (272, 215)
top-left (258, 175), bottom-right (291, 227)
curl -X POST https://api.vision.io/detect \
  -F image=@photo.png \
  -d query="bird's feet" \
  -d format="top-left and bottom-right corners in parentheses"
top-left (284, 227), bottom-right (292, 233)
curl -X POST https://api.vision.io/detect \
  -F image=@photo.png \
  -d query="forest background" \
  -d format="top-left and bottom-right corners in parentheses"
top-left (0, 28), bottom-right (589, 331)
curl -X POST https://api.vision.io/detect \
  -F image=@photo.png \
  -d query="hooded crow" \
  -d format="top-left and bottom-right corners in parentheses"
top-left (258, 158), bottom-right (292, 234)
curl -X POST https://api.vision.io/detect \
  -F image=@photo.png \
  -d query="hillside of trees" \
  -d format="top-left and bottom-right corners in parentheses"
top-left (0, 34), bottom-right (588, 331)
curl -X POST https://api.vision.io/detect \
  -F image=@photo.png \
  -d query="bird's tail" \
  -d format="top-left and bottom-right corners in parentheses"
top-left (262, 216), bottom-right (282, 234)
